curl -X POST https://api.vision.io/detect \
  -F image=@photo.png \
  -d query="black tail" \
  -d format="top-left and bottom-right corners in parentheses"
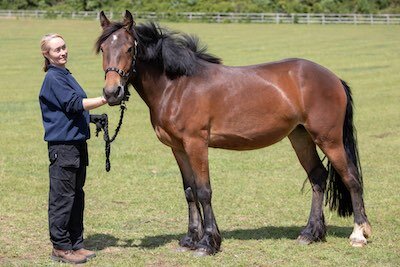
top-left (325, 80), bottom-right (363, 217)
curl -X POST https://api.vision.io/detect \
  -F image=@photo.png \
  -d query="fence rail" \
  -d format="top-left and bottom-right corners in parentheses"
top-left (1, 10), bottom-right (400, 24)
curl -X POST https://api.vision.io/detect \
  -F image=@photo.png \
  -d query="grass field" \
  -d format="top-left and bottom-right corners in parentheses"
top-left (0, 18), bottom-right (399, 266)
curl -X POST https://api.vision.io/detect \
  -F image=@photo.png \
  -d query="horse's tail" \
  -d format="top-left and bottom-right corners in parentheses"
top-left (325, 80), bottom-right (363, 217)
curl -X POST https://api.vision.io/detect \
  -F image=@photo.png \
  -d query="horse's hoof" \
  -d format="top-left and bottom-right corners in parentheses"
top-left (193, 248), bottom-right (211, 257)
top-left (297, 235), bottom-right (313, 245)
top-left (350, 238), bottom-right (367, 247)
top-left (175, 246), bottom-right (191, 253)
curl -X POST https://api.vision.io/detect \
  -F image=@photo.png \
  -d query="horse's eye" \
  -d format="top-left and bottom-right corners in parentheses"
top-left (127, 47), bottom-right (133, 54)
top-left (100, 47), bottom-right (103, 53)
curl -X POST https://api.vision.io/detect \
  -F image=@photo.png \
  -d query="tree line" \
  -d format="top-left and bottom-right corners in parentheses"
top-left (1, 0), bottom-right (399, 14)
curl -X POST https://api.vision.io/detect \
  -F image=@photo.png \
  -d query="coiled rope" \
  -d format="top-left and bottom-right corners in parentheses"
top-left (91, 102), bottom-right (126, 172)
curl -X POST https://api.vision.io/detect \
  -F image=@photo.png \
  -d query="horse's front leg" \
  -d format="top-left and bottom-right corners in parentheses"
top-left (184, 137), bottom-right (221, 256)
top-left (172, 149), bottom-right (204, 251)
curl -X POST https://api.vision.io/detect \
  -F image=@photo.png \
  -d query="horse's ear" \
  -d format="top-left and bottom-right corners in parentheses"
top-left (123, 10), bottom-right (136, 31)
top-left (99, 11), bottom-right (110, 29)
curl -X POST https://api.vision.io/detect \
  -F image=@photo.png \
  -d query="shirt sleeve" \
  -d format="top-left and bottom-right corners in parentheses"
top-left (50, 73), bottom-right (84, 114)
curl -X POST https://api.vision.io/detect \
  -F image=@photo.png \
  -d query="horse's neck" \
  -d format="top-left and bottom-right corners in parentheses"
top-left (131, 64), bottom-right (169, 110)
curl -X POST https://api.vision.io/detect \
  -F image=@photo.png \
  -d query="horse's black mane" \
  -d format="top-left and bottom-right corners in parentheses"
top-left (96, 21), bottom-right (221, 78)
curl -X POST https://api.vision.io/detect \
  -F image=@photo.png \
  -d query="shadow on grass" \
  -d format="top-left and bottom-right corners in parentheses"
top-left (222, 225), bottom-right (352, 240)
top-left (84, 233), bottom-right (180, 250)
top-left (85, 225), bottom-right (352, 250)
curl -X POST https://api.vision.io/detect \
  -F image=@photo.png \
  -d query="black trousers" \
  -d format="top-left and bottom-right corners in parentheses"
top-left (47, 142), bottom-right (89, 250)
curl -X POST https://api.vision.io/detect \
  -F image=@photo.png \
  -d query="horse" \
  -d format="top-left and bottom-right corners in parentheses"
top-left (95, 10), bottom-right (371, 256)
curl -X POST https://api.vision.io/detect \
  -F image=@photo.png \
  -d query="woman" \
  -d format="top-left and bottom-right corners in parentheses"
top-left (39, 33), bottom-right (107, 264)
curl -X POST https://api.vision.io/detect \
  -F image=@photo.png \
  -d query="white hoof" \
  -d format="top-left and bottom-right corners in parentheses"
top-left (350, 222), bottom-right (370, 247)
top-left (350, 237), bottom-right (367, 247)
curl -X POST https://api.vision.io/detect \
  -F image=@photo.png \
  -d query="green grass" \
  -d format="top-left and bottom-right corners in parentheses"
top-left (0, 18), bottom-right (399, 266)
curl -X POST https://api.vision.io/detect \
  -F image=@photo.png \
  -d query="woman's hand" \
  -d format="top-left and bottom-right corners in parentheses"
top-left (83, 96), bottom-right (108, 111)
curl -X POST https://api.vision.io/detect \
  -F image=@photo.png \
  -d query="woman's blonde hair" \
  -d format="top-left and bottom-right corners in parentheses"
top-left (40, 33), bottom-right (64, 72)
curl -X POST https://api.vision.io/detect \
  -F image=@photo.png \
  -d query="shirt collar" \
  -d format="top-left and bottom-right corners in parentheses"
top-left (48, 64), bottom-right (71, 75)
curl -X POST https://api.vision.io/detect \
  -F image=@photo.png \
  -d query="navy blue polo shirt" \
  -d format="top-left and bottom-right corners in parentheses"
top-left (39, 65), bottom-right (90, 142)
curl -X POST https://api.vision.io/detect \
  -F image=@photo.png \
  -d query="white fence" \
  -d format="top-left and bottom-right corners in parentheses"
top-left (1, 10), bottom-right (400, 25)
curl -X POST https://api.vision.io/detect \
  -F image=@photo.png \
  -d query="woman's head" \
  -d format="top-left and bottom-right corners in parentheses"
top-left (40, 33), bottom-right (68, 72)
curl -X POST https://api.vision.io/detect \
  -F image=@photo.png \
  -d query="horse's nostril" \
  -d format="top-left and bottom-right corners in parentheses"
top-left (115, 86), bottom-right (122, 97)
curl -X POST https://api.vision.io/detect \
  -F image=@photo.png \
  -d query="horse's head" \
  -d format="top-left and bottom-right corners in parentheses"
top-left (97, 10), bottom-right (137, 106)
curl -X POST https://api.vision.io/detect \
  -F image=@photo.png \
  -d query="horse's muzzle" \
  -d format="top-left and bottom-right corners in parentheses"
top-left (103, 86), bottom-right (124, 106)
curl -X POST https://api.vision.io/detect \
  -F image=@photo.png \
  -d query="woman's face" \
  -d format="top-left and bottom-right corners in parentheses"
top-left (45, 37), bottom-right (68, 67)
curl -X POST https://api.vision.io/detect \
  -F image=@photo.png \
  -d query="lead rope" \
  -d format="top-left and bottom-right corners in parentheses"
top-left (93, 101), bottom-right (126, 172)
top-left (103, 102), bottom-right (126, 171)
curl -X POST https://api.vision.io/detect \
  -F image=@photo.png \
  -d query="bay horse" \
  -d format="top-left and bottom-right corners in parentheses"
top-left (96, 10), bottom-right (371, 255)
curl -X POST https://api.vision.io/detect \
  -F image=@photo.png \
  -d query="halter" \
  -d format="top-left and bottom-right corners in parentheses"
top-left (104, 67), bottom-right (132, 79)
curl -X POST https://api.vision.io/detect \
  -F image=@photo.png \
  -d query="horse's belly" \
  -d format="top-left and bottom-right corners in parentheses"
top-left (209, 123), bottom-right (294, 150)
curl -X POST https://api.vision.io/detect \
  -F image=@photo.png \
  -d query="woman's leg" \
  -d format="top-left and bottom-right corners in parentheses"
top-left (48, 144), bottom-right (78, 250)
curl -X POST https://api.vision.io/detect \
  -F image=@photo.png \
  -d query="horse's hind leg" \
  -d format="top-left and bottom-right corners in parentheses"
top-left (317, 141), bottom-right (371, 247)
top-left (289, 126), bottom-right (328, 244)
top-left (172, 149), bottom-right (204, 251)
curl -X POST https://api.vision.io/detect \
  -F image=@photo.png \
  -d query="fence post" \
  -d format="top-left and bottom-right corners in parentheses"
top-left (322, 13), bottom-right (325, 25)
top-left (370, 14), bottom-right (373, 24)
top-left (275, 13), bottom-right (279, 24)
top-left (307, 13), bottom-right (310, 24)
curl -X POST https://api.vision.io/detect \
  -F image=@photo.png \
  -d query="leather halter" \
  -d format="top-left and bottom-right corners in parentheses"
top-left (105, 66), bottom-right (132, 79)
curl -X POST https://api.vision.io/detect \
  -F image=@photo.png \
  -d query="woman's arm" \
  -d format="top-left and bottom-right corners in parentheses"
top-left (82, 96), bottom-right (107, 111)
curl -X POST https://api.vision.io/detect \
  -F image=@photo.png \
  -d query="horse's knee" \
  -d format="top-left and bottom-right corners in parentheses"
top-left (196, 186), bottom-right (212, 204)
